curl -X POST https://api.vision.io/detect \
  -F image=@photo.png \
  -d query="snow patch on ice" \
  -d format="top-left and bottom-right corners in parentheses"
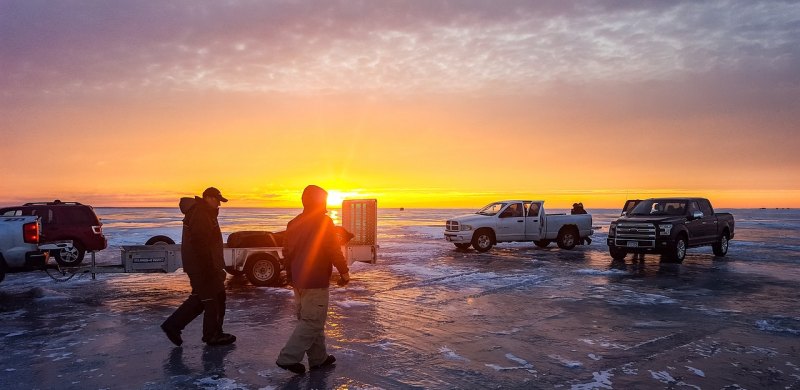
top-left (755, 319), bottom-right (800, 335)
top-left (549, 354), bottom-right (583, 368)
top-left (575, 269), bottom-right (628, 276)
top-left (606, 291), bottom-right (677, 306)
top-left (368, 341), bottom-right (396, 351)
top-left (649, 370), bottom-right (676, 384)
top-left (195, 376), bottom-right (247, 389)
top-left (439, 346), bottom-right (469, 361)
top-left (4, 331), bottom-right (27, 338)
top-left (484, 353), bottom-right (536, 372)
top-left (588, 354), bottom-right (601, 361)
top-left (335, 300), bottom-right (372, 308)
top-left (489, 327), bottom-right (521, 335)
top-left (621, 363), bottom-right (638, 375)
top-left (570, 370), bottom-right (613, 390)
top-left (579, 338), bottom-right (628, 350)
top-left (388, 263), bottom-right (459, 278)
top-left (686, 366), bottom-right (705, 377)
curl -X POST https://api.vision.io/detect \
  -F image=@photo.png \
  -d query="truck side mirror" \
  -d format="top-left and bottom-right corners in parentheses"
top-left (690, 211), bottom-right (704, 220)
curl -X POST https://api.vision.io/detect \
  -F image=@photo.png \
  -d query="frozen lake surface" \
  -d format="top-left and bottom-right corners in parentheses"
top-left (1, 207), bottom-right (799, 389)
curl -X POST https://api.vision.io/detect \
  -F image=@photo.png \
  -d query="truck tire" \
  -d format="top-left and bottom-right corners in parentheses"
top-left (454, 243), bottom-right (471, 250)
top-left (712, 231), bottom-right (729, 257)
top-left (471, 229), bottom-right (494, 252)
top-left (145, 235), bottom-right (175, 245)
top-left (662, 235), bottom-right (687, 263)
top-left (534, 240), bottom-right (550, 248)
top-left (0, 257), bottom-right (5, 284)
top-left (52, 241), bottom-right (85, 267)
top-left (244, 254), bottom-right (281, 287)
top-left (609, 247), bottom-right (627, 260)
top-left (556, 227), bottom-right (578, 250)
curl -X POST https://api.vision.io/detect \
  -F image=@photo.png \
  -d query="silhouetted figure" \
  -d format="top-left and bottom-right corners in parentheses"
top-left (276, 185), bottom-right (350, 375)
top-left (571, 202), bottom-right (587, 215)
top-left (161, 187), bottom-right (236, 347)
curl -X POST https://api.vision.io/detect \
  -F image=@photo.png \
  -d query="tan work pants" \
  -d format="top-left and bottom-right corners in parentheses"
top-left (276, 288), bottom-right (330, 366)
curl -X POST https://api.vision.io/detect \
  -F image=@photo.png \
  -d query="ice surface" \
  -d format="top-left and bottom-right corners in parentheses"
top-left (0, 208), bottom-right (798, 389)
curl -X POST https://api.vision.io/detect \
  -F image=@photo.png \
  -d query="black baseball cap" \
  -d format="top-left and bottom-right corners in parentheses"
top-left (202, 187), bottom-right (228, 202)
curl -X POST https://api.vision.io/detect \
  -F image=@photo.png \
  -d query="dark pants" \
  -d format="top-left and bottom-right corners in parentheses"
top-left (163, 271), bottom-right (226, 341)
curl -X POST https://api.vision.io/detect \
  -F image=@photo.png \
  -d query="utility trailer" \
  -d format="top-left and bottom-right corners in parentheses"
top-left (74, 199), bottom-right (378, 287)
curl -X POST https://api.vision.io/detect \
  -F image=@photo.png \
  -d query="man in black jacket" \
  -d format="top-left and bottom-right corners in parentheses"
top-left (161, 187), bottom-right (236, 347)
top-left (276, 185), bottom-right (350, 374)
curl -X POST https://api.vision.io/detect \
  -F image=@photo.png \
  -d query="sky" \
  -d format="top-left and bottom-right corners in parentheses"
top-left (1, 0), bottom-right (799, 209)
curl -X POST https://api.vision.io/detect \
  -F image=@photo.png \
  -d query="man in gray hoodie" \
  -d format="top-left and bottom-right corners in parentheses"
top-left (161, 187), bottom-right (236, 347)
top-left (276, 185), bottom-right (350, 374)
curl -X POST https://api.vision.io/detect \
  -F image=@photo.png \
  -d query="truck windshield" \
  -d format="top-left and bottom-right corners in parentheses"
top-left (630, 200), bottom-right (688, 216)
top-left (476, 202), bottom-right (507, 216)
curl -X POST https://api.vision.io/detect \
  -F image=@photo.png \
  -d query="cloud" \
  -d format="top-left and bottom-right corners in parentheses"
top-left (1, 0), bottom-right (798, 97)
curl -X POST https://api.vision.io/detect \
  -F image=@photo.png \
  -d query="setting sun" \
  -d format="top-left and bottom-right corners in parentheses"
top-left (326, 190), bottom-right (359, 208)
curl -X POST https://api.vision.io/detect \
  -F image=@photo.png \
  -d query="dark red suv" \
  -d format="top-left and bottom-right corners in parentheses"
top-left (0, 201), bottom-right (107, 266)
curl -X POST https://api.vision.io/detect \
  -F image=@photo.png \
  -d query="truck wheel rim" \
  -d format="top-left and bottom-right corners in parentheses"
top-left (721, 237), bottom-right (728, 252)
top-left (564, 234), bottom-right (575, 247)
top-left (478, 235), bottom-right (490, 248)
top-left (60, 246), bottom-right (79, 262)
top-left (677, 240), bottom-right (686, 259)
top-left (254, 261), bottom-right (275, 280)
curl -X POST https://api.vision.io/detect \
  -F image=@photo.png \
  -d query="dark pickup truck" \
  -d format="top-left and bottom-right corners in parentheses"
top-left (607, 198), bottom-right (734, 263)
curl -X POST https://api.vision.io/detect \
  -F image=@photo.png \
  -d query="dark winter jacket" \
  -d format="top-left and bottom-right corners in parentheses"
top-left (179, 197), bottom-right (225, 278)
top-left (284, 187), bottom-right (348, 289)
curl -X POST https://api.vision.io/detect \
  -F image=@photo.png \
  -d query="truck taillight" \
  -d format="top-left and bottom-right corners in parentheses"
top-left (23, 222), bottom-right (39, 244)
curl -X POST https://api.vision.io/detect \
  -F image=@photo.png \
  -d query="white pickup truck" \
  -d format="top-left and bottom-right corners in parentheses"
top-left (444, 200), bottom-right (593, 252)
top-left (0, 216), bottom-right (68, 284)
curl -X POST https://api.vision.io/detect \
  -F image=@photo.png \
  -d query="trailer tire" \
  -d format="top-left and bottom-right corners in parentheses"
top-left (244, 254), bottom-right (281, 287)
top-left (534, 240), bottom-right (550, 248)
top-left (145, 235), bottom-right (175, 245)
top-left (52, 241), bottom-right (85, 267)
top-left (556, 227), bottom-right (578, 250)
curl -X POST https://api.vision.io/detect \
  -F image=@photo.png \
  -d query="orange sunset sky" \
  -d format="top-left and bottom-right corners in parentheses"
top-left (1, 1), bottom-right (799, 209)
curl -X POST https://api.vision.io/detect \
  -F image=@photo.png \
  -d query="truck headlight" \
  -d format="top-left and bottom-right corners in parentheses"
top-left (460, 224), bottom-right (473, 231)
top-left (659, 224), bottom-right (673, 235)
top-left (609, 222), bottom-right (617, 235)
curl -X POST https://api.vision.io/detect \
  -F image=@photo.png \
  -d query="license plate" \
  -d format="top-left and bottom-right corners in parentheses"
top-left (626, 241), bottom-right (639, 248)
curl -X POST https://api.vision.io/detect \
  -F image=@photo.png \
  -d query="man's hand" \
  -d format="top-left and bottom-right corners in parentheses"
top-left (337, 272), bottom-right (350, 286)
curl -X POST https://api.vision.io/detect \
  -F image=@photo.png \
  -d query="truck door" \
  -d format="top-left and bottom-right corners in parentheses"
top-left (524, 202), bottom-right (543, 241)
top-left (697, 199), bottom-right (717, 244)
top-left (497, 202), bottom-right (525, 241)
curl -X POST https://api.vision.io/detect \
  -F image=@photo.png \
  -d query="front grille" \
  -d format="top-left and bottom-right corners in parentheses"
top-left (446, 220), bottom-right (459, 231)
top-left (615, 222), bottom-right (656, 247)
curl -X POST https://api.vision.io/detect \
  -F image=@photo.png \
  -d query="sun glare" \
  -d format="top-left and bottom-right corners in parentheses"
top-left (326, 190), bottom-right (347, 207)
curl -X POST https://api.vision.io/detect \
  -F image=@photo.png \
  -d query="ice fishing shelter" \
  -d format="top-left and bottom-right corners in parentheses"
top-left (342, 199), bottom-right (378, 264)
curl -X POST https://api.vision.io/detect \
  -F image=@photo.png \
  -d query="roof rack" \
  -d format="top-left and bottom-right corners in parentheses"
top-left (23, 200), bottom-right (85, 206)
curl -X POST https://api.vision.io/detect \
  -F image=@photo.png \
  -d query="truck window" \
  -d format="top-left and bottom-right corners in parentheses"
top-left (477, 202), bottom-right (507, 216)
top-left (698, 200), bottom-right (714, 216)
top-left (688, 201), bottom-right (700, 215)
top-left (526, 203), bottom-right (541, 217)
top-left (500, 203), bottom-right (524, 218)
top-left (31, 208), bottom-right (54, 224)
top-left (1, 209), bottom-right (22, 216)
